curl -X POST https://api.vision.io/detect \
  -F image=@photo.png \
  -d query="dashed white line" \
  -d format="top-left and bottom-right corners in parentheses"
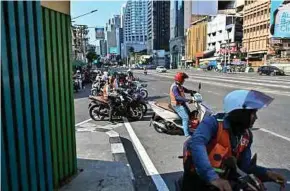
top-left (258, 128), bottom-right (290, 142)
top-left (123, 117), bottom-right (169, 191)
top-left (75, 118), bottom-right (92, 126)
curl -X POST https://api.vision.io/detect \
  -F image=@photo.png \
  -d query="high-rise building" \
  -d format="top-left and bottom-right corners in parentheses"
top-left (147, 0), bottom-right (170, 54)
top-left (123, 0), bottom-right (148, 58)
top-left (243, 0), bottom-right (270, 67)
top-left (100, 39), bottom-right (107, 56)
top-left (121, 3), bottom-right (126, 28)
top-left (105, 15), bottom-right (121, 55)
top-left (169, 0), bottom-right (184, 69)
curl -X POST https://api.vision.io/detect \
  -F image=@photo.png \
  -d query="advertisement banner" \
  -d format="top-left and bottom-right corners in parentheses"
top-left (109, 47), bottom-right (118, 54)
top-left (270, 0), bottom-right (290, 38)
top-left (95, 27), bottom-right (105, 39)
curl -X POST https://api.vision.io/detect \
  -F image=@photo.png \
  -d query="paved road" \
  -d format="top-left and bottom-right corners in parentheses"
top-left (74, 70), bottom-right (290, 191)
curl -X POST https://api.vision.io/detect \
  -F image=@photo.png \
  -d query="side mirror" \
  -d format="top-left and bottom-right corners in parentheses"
top-left (198, 83), bottom-right (201, 91)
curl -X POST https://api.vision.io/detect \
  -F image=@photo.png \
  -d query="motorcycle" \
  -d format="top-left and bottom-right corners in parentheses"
top-left (131, 81), bottom-right (148, 99)
top-left (91, 79), bottom-right (105, 96)
top-left (149, 83), bottom-right (213, 135)
top-left (73, 78), bottom-right (81, 92)
top-left (88, 89), bottom-right (144, 121)
top-left (176, 148), bottom-right (267, 191)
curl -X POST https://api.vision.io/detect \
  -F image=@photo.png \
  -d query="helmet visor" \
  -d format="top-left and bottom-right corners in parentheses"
top-left (243, 90), bottom-right (273, 110)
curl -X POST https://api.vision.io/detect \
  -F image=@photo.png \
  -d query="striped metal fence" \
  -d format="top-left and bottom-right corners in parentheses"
top-left (1, 1), bottom-right (76, 190)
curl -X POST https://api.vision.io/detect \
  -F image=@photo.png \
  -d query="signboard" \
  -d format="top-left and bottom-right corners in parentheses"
top-left (270, 1), bottom-right (290, 38)
top-left (95, 27), bottom-right (105, 39)
top-left (109, 47), bottom-right (118, 54)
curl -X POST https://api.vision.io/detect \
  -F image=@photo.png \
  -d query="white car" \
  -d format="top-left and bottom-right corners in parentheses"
top-left (156, 66), bottom-right (167, 73)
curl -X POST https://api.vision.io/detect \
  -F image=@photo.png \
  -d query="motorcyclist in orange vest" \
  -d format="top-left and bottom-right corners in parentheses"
top-left (182, 90), bottom-right (286, 190)
top-left (103, 76), bottom-right (117, 122)
top-left (170, 72), bottom-right (196, 136)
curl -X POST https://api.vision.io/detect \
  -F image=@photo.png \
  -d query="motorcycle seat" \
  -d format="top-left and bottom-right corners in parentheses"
top-left (89, 95), bottom-right (108, 103)
top-left (156, 102), bottom-right (176, 113)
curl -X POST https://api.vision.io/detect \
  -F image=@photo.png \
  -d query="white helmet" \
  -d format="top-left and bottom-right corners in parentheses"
top-left (76, 70), bottom-right (80, 73)
top-left (223, 90), bottom-right (273, 114)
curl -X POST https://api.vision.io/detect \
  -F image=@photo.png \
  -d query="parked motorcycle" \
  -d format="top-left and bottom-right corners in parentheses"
top-left (88, 89), bottom-right (144, 121)
top-left (131, 81), bottom-right (148, 99)
top-left (149, 83), bottom-right (213, 135)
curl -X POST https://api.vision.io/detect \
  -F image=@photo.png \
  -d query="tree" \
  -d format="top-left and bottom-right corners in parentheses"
top-left (128, 47), bottom-right (135, 66)
top-left (86, 51), bottom-right (98, 64)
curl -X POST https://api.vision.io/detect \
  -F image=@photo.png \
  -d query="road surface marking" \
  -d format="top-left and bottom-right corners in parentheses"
top-left (111, 143), bottom-right (125, 154)
top-left (207, 90), bottom-right (221, 96)
top-left (123, 117), bottom-right (170, 191)
top-left (151, 73), bottom-right (290, 97)
top-left (258, 128), bottom-right (290, 142)
top-left (163, 93), bottom-right (169, 95)
top-left (75, 118), bottom-right (92, 126)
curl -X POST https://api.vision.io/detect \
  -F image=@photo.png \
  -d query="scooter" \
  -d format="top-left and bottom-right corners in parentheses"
top-left (149, 83), bottom-right (213, 135)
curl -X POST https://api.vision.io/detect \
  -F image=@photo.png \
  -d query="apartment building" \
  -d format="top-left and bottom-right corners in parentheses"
top-left (243, 0), bottom-right (270, 67)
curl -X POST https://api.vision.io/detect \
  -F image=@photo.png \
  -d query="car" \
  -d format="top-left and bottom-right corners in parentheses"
top-left (156, 66), bottom-right (167, 73)
top-left (257, 66), bottom-right (285, 76)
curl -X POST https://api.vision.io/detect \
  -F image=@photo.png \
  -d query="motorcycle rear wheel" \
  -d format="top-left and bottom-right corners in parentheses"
top-left (89, 105), bottom-right (101, 121)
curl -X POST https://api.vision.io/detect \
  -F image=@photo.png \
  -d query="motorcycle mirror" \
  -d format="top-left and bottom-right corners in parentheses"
top-left (198, 83), bottom-right (201, 90)
top-left (250, 153), bottom-right (257, 167)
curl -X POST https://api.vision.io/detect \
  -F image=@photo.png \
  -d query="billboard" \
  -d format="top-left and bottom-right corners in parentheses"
top-left (270, 0), bottom-right (290, 38)
top-left (109, 47), bottom-right (118, 54)
top-left (95, 27), bottom-right (105, 39)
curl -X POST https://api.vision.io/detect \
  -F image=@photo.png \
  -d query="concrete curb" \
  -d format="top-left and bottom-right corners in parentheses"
top-left (76, 121), bottom-right (136, 189)
top-left (106, 130), bottom-right (136, 188)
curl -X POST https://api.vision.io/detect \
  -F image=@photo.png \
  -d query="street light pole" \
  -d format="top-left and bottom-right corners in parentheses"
top-left (71, 9), bottom-right (98, 20)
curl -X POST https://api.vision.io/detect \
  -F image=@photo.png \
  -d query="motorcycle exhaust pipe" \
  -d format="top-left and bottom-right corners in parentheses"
top-left (152, 121), bottom-right (167, 131)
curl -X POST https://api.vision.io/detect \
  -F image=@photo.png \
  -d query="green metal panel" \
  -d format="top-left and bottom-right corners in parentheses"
top-left (42, 7), bottom-right (77, 187)
top-left (61, 14), bottom-right (73, 174)
top-left (56, 12), bottom-right (69, 177)
top-left (43, 8), bottom-right (59, 187)
top-left (67, 16), bottom-right (78, 172)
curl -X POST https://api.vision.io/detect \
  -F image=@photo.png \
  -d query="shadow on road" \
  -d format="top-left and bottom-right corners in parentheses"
top-left (120, 137), bottom-right (184, 190)
top-left (147, 95), bottom-right (168, 101)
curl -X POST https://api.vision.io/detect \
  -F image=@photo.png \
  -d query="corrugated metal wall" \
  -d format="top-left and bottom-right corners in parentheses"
top-left (1, 1), bottom-right (76, 190)
top-left (42, 5), bottom-right (77, 188)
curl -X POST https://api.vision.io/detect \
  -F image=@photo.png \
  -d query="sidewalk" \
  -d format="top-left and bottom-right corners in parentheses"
top-left (60, 121), bottom-right (134, 191)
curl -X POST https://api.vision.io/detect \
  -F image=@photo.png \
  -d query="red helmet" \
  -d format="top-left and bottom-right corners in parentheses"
top-left (174, 72), bottom-right (188, 83)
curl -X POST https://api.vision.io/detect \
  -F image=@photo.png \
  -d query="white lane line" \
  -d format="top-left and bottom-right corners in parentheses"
top-left (258, 128), bottom-right (290, 142)
top-left (123, 117), bottom-right (169, 191)
top-left (75, 118), bottom-right (92, 126)
top-left (163, 93), bottom-right (169, 95)
top-left (207, 90), bottom-right (222, 96)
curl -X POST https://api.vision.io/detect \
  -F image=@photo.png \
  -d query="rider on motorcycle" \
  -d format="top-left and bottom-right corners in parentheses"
top-left (170, 72), bottom-right (196, 136)
top-left (183, 90), bottom-right (286, 190)
top-left (103, 76), bottom-right (118, 122)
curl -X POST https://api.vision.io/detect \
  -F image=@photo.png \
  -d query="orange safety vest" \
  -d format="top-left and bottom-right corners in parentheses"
top-left (169, 83), bottom-right (185, 106)
top-left (103, 84), bottom-right (109, 100)
top-left (183, 119), bottom-right (250, 172)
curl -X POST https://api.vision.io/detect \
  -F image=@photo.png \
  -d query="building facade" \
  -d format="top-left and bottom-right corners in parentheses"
top-left (242, 0), bottom-right (270, 67)
top-left (185, 19), bottom-right (207, 64)
top-left (147, 0), bottom-right (170, 54)
top-left (123, 0), bottom-right (148, 58)
top-left (170, 0), bottom-right (184, 69)
top-left (207, 15), bottom-right (243, 57)
top-left (100, 39), bottom-right (107, 56)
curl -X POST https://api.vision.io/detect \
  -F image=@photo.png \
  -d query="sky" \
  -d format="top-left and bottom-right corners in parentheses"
top-left (71, 1), bottom-right (126, 45)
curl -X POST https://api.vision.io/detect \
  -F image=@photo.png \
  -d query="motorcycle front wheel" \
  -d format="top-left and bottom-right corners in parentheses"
top-left (128, 105), bottom-right (144, 121)
top-left (140, 89), bottom-right (148, 99)
top-left (140, 102), bottom-right (147, 115)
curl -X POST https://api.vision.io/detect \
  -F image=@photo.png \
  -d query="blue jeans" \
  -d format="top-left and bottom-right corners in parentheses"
top-left (173, 105), bottom-right (190, 136)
